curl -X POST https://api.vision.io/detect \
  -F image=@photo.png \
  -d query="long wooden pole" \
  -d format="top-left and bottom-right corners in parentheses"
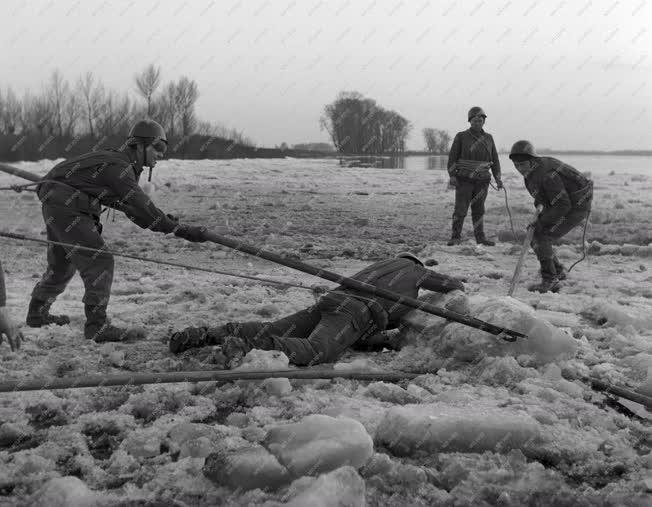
top-left (0, 369), bottom-right (419, 393)
top-left (201, 229), bottom-right (527, 341)
top-left (0, 162), bottom-right (41, 182)
top-left (508, 207), bottom-right (542, 296)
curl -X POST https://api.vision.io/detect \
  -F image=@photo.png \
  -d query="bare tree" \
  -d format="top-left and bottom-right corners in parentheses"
top-left (23, 91), bottom-right (54, 136)
top-left (422, 128), bottom-right (451, 154)
top-left (437, 129), bottom-right (451, 154)
top-left (423, 128), bottom-right (437, 152)
top-left (95, 90), bottom-right (132, 138)
top-left (62, 92), bottom-right (81, 137)
top-left (175, 76), bottom-right (199, 137)
top-left (48, 70), bottom-right (69, 136)
top-left (78, 72), bottom-right (104, 138)
top-left (134, 64), bottom-right (162, 117)
top-left (156, 82), bottom-right (177, 138)
top-left (2, 87), bottom-right (23, 135)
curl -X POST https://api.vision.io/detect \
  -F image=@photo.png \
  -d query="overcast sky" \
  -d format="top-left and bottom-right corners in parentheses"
top-left (1, 0), bottom-right (650, 150)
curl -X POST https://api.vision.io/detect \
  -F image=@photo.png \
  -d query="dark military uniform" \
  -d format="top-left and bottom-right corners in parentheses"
top-left (447, 129), bottom-right (501, 242)
top-left (524, 157), bottom-right (593, 280)
top-left (30, 150), bottom-right (178, 320)
top-left (0, 261), bottom-right (6, 307)
top-left (223, 257), bottom-right (464, 366)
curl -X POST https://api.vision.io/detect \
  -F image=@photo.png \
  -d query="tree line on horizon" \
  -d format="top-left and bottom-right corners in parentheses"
top-left (0, 65), bottom-right (267, 162)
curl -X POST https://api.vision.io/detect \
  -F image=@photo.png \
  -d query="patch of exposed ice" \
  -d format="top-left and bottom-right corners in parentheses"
top-left (375, 401), bottom-right (544, 456)
top-left (235, 349), bottom-right (290, 371)
top-left (283, 466), bottom-right (366, 507)
top-left (30, 476), bottom-right (97, 507)
top-left (264, 414), bottom-right (373, 477)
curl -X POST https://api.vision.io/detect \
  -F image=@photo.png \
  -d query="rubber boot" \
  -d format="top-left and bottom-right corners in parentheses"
top-left (26, 298), bottom-right (71, 327)
top-left (84, 304), bottom-right (132, 343)
top-left (169, 325), bottom-right (229, 354)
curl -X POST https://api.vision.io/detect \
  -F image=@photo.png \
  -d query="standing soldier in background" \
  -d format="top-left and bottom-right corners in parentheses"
top-left (26, 120), bottom-right (208, 342)
top-left (447, 106), bottom-right (503, 246)
top-left (509, 140), bottom-right (593, 293)
top-left (0, 260), bottom-right (23, 351)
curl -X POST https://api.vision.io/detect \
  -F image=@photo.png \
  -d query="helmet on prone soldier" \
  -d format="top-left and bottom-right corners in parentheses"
top-left (396, 252), bottom-right (424, 266)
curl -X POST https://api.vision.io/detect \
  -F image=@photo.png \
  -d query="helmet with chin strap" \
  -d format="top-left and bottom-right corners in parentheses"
top-left (127, 119), bottom-right (167, 181)
top-left (127, 119), bottom-right (167, 145)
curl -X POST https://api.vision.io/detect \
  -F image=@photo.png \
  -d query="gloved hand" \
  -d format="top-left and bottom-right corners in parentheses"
top-left (311, 284), bottom-right (330, 295)
top-left (448, 176), bottom-right (457, 189)
top-left (174, 224), bottom-right (207, 242)
top-left (0, 307), bottom-right (23, 351)
top-left (495, 179), bottom-right (504, 190)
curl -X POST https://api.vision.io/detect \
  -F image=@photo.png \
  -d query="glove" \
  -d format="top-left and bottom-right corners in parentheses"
top-left (311, 284), bottom-right (330, 295)
top-left (495, 179), bottom-right (504, 190)
top-left (0, 307), bottom-right (23, 352)
top-left (174, 224), bottom-right (207, 243)
top-left (448, 176), bottom-right (458, 189)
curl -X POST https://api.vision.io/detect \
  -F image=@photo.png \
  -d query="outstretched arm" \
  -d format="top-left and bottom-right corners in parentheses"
top-left (417, 267), bottom-right (465, 293)
top-left (108, 164), bottom-right (178, 233)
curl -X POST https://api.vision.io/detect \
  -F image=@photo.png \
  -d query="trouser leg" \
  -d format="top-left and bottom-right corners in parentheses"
top-left (451, 180), bottom-right (473, 238)
top-left (470, 182), bottom-right (490, 241)
top-left (269, 311), bottom-right (367, 366)
top-left (31, 208), bottom-right (76, 303)
top-left (34, 206), bottom-right (113, 304)
top-left (531, 210), bottom-right (589, 280)
top-left (227, 306), bottom-right (323, 347)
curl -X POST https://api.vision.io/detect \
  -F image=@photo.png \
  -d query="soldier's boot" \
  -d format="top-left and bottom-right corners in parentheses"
top-left (528, 258), bottom-right (562, 293)
top-left (473, 218), bottom-right (495, 246)
top-left (221, 334), bottom-right (274, 369)
top-left (447, 215), bottom-right (464, 246)
top-left (169, 325), bottom-right (230, 354)
top-left (26, 298), bottom-right (71, 327)
top-left (527, 278), bottom-right (561, 293)
top-left (476, 237), bottom-right (496, 246)
top-left (84, 304), bottom-right (139, 343)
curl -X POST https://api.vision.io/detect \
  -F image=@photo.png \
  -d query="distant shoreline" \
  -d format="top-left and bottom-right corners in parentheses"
top-left (329, 150), bottom-right (652, 157)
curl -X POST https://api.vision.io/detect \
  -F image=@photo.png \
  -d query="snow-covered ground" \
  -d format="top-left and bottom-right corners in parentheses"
top-left (0, 157), bottom-right (651, 506)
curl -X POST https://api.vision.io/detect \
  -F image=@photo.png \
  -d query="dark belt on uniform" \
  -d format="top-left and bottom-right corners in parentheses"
top-left (37, 181), bottom-right (102, 216)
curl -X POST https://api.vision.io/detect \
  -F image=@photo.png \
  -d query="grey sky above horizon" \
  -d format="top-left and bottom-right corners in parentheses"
top-left (1, 0), bottom-right (650, 151)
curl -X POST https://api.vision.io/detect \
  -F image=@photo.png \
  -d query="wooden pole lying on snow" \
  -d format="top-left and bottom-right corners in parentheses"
top-left (0, 369), bottom-right (420, 393)
top-left (0, 368), bottom-right (650, 417)
top-left (584, 376), bottom-right (652, 409)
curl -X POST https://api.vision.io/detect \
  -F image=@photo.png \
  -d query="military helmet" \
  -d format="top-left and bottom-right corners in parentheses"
top-left (509, 140), bottom-right (538, 160)
top-left (127, 119), bottom-right (167, 145)
top-left (396, 252), bottom-right (424, 266)
top-left (467, 106), bottom-right (487, 121)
